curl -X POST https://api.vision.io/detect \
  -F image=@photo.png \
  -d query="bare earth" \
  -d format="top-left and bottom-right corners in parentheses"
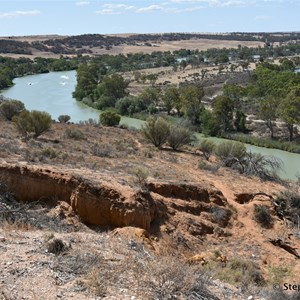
top-left (0, 121), bottom-right (299, 299)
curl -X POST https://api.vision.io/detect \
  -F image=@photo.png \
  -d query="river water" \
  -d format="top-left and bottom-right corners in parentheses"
top-left (1, 70), bottom-right (300, 181)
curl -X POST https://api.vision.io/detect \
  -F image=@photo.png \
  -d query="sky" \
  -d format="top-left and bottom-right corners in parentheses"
top-left (0, 0), bottom-right (299, 36)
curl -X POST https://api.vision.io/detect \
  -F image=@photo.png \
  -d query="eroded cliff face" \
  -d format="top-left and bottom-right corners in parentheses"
top-left (0, 163), bottom-right (231, 238)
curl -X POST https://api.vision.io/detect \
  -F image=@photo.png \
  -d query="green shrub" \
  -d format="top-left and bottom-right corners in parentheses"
top-left (141, 117), bottom-right (170, 148)
top-left (65, 128), bottom-right (84, 140)
top-left (13, 110), bottom-right (51, 138)
top-left (0, 99), bottom-right (25, 121)
top-left (199, 139), bottom-right (215, 161)
top-left (167, 126), bottom-right (193, 150)
top-left (254, 205), bottom-right (273, 228)
top-left (100, 111), bottom-right (121, 127)
top-left (214, 141), bottom-right (246, 167)
top-left (58, 115), bottom-right (71, 123)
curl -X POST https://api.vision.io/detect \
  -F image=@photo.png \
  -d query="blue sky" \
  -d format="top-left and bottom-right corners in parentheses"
top-left (0, 0), bottom-right (299, 36)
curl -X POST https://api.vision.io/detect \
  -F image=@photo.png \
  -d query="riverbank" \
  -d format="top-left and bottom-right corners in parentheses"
top-left (225, 133), bottom-right (300, 154)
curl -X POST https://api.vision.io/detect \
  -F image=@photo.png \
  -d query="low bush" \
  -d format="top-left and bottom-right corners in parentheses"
top-left (214, 141), bottom-right (247, 168)
top-left (0, 99), bottom-right (25, 121)
top-left (275, 189), bottom-right (300, 226)
top-left (58, 115), bottom-right (71, 123)
top-left (12, 110), bottom-right (51, 138)
top-left (141, 117), bottom-right (170, 148)
top-left (254, 205), bottom-right (273, 228)
top-left (46, 238), bottom-right (67, 255)
top-left (167, 125), bottom-right (193, 150)
top-left (100, 111), bottom-right (121, 127)
top-left (199, 139), bottom-right (215, 161)
top-left (65, 128), bottom-right (84, 140)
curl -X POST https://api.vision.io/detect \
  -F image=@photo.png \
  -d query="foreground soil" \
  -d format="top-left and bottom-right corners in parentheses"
top-left (0, 120), bottom-right (299, 299)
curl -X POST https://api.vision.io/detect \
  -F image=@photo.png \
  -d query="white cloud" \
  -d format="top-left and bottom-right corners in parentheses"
top-left (96, 9), bottom-right (122, 15)
top-left (96, 3), bottom-right (135, 15)
top-left (0, 10), bottom-right (41, 18)
top-left (102, 4), bottom-right (135, 10)
top-left (136, 5), bottom-right (165, 13)
top-left (75, 1), bottom-right (90, 6)
top-left (254, 15), bottom-right (271, 20)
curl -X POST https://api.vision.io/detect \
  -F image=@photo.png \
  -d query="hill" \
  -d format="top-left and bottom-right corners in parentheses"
top-left (0, 119), bottom-right (300, 299)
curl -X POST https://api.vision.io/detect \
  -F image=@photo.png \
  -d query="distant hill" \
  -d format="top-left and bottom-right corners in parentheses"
top-left (0, 32), bottom-right (299, 57)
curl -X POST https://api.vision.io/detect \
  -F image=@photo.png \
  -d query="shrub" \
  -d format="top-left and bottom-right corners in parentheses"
top-left (141, 117), bottom-right (170, 148)
top-left (58, 115), bottom-right (71, 123)
top-left (275, 189), bottom-right (300, 226)
top-left (12, 110), bottom-right (52, 138)
top-left (132, 167), bottom-right (149, 190)
top-left (199, 139), bottom-right (215, 161)
top-left (167, 126), bottom-right (193, 150)
top-left (0, 99), bottom-right (25, 121)
top-left (214, 141), bottom-right (246, 168)
top-left (65, 128), bottom-right (84, 140)
top-left (254, 205), bottom-right (273, 228)
top-left (46, 238), bottom-right (67, 255)
top-left (100, 111), bottom-right (121, 127)
top-left (208, 257), bottom-right (264, 288)
top-left (243, 152), bottom-right (282, 181)
top-left (92, 142), bottom-right (113, 158)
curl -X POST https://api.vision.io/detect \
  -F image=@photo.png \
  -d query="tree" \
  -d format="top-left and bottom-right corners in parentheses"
top-left (162, 86), bottom-right (180, 115)
top-left (141, 117), bottom-right (170, 148)
top-left (138, 87), bottom-right (160, 111)
top-left (0, 99), bottom-right (25, 121)
top-left (100, 111), bottom-right (121, 127)
top-left (179, 85), bottom-right (204, 125)
top-left (279, 87), bottom-right (300, 141)
top-left (58, 115), bottom-right (71, 123)
top-left (73, 63), bottom-right (106, 101)
top-left (95, 74), bottom-right (129, 104)
top-left (212, 96), bottom-right (234, 133)
top-left (259, 96), bottom-right (279, 139)
top-left (234, 110), bottom-right (247, 133)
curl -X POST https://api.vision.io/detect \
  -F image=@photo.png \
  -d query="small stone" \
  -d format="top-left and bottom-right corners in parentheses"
top-left (0, 237), bottom-right (5, 242)
top-left (248, 296), bottom-right (254, 300)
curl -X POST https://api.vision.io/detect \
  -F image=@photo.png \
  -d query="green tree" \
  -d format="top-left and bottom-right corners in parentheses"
top-left (73, 63), bottom-right (106, 101)
top-left (162, 86), bottom-right (180, 115)
top-left (58, 115), bottom-right (71, 123)
top-left (212, 96), bottom-right (234, 133)
top-left (259, 96), bottom-right (279, 139)
top-left (179, 85), bottom-right (204, 125)
top-left (279, 87), bottom-right (300, 141)
top-left (95, 74), bottom-right (129, 104)
top-left (138, 87), bottom-right (160, 112)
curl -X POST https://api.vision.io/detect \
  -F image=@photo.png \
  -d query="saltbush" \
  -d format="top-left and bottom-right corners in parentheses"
top-left (141, 117), bottom-right (170, 148)
top-left (199, 139), bottom-right (215, 161)
top-left (167, 126), bottom-right (193, 150)
top-left (0, 99), bottom-right (25, 121)
top-left (13, 110), bottom-right (51, 138)
top-left (254, 205), bottom-right (273, 228)
top-left (100, 111), bottom-right (121, 127)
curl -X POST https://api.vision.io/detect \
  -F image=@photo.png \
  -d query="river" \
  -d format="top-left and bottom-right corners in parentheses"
top-left (1, 70), bottom-right (300, 181)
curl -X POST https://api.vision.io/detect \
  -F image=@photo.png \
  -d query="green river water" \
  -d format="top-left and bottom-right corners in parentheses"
top-left (1, 70), bottom-right (300, 181)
